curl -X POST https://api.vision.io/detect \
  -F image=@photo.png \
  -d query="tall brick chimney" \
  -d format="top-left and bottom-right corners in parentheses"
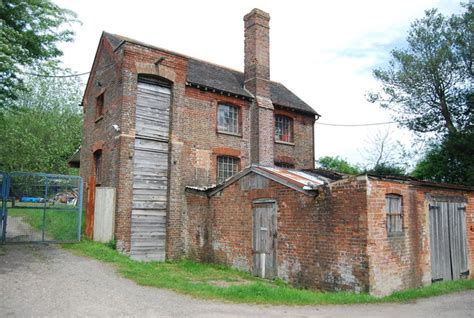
top-left (244, 8), bottom-right (274, 166)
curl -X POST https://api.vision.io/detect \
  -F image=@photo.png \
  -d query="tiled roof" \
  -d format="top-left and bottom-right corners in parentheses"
top-left (103, 32), bottom-right (319, 116)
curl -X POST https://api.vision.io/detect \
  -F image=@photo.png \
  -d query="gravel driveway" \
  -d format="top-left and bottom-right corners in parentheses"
top-left (0, 244), bottom-right (472, 318)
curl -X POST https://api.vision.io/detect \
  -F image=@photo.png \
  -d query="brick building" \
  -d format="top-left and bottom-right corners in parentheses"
top-left (79, 9), bottom-right (318, 260)
top-left (77, 8), bottom-right (473, 296)
top-left (186, 166), bottom-right (474, 296)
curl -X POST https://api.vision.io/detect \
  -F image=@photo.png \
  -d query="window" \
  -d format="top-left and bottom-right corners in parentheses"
top-left (275, 162), bottom-right (295, 169)
top-left (217, 156), bottom-right (239, 183)
top-left (94, 150), bottom-right (102, 185)
top-left (386, 194), bottom-right (402, 234)
top-left (96, 93), bottom-right (104, 119)
top-left (275, 115), bottom-right (293, 142)
top-left (218, 104), bottom-right (240, 134)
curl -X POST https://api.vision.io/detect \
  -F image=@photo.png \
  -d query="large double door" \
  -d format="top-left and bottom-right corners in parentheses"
top-left (429, 197), bottom-right (469, 282)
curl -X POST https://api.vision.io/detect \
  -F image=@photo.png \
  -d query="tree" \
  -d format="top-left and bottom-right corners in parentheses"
top-left (0, 0), bottom-right (77, 108)
top-left (316, 156), bottom-right (361, 175)
top-left (412, 132), bottom-right (474, 186)
top-left (359, 128), bottom-right (409, 176)
top-left (0, 69), bottom-right (83, 174)
top-left (368, 5), bottom-right (472, 135)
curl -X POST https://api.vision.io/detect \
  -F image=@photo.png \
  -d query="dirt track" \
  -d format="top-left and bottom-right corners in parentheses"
top-left (0, 244), bottom-right (472, 317)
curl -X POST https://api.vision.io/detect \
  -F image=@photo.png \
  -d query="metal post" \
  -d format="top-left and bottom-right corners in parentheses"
top-left (42, 177), bottom-right (49, 242)
top-left (261, 253), bottom-right (266, 278)
top-left (76, 177), bottom-right (84, 242)
top-left (1, 173), bottom-right (10, 244)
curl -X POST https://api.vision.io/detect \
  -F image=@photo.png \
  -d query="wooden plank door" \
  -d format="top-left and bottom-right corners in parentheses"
top-left (429, 199), bottom-right (469, 282)
top-left (130, 80), bottom-right (171, 261)
top-left (429, 201), bottom-right (452, 281)
top-left (449, 203), bottom-right (469, 279)
top-left (253, 200), bottom-right (277, 279)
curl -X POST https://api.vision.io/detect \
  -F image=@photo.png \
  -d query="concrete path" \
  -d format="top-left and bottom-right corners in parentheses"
top-left (0, 244), bottom-right (472, 317)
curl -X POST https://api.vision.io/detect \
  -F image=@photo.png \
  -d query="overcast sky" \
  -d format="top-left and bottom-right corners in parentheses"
top-left (54, 0), bottom-right (464, 167)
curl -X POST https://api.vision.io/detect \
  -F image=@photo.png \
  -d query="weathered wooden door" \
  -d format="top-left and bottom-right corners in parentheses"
top-left (252, 200), bottom-right (277, 279)
top-left (130, 78), bottom-right (171, 261)
top-left (429, 198), bottom-right (469, 282)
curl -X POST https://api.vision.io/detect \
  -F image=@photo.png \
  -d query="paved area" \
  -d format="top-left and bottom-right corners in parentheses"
top-left (0, 244), bottom-right (473, 317)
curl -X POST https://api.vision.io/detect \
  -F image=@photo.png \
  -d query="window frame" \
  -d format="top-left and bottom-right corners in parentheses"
top-left (216, 156), bottom-right (240, 183)
top-left (217, 103), bottom-right (241, 135)
top-left (385, 194), bottom-right (403, 235)
top-left (275, 115), bottom-right (294, 143)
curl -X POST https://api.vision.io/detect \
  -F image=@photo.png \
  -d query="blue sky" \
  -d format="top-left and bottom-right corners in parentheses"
top-left (54, 0), bottom-right (464, 167)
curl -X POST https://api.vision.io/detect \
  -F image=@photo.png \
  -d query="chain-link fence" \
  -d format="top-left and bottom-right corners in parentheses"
top-left (0, 172), bottom-right (83, 243)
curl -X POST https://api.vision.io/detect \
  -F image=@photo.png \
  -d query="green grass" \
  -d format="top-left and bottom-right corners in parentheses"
top-left (8, 207), bottom-right (80, 241)
top-left (64, 240), bottom-right (474, 305)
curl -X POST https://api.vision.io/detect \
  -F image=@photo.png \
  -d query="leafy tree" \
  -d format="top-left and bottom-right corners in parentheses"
top-left (412, 132), bottom-right (474, 186)
top-left (368, 5), bottom-right (473, 135)
top-left (0, 69), bottom-right (83, 174)
top-left (0, 0), bottom-right (77, 107)
top-left (316, 156), bottom-right (361, 175)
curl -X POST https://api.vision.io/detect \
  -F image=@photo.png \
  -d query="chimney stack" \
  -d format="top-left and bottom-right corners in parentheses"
top-left (244, 8), bottom-right (274, 166)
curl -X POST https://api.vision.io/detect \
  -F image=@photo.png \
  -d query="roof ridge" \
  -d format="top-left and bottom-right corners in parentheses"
top-left (105, 31), bottom-right (246, 75)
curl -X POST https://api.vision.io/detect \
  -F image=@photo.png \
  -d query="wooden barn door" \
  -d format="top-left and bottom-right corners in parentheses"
top-left (130, 78), bottom-right (171, 261)
top-left (429, 198), bottom-right (468, 282)
top-left (252, 200), bottom-right (277, 279)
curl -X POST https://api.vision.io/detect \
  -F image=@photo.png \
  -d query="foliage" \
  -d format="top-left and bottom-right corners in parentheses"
top-left (365, 163), bottom-right (406, 177)
top-left (317, 156), bottom-right (361, 175)
top-left (65, 240), bottom-right (474, 304)
top-left (0, 0), bottom-right (78, 107)
top-left (0, 70), bottom-right (83, 174)
top-left (368, 5), bottom-right (473, 135)
top-left (412, 131), bottom-right (474, 186)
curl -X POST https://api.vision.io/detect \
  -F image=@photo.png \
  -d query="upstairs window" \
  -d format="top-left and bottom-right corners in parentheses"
top-left (217, 156), bottom-right (239, 183)
top-left (96, 93), bottom-right (104, 119)
top-left (386, 194), bottom-right (403, 234)
top-left (218, 104), bottom-right (240, 134)
top-left (94, 150), bottom-right (103, 185)
top-left (275, 115), bottom-right (293, 142)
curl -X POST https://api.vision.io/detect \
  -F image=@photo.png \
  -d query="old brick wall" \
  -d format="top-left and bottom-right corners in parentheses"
top-left (185, 173), bottom-right (369, 292)
top-left (366, 179), bottom-right (474, 296)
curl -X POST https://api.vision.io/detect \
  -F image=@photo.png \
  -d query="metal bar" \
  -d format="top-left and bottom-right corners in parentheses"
top-left (77, 177), bottom-right (84, 242)
top-left (41, 177), bottom-right (49, 242)
top-left (8, 206), bottom-right (79, 211)
top-left (8, 171), bottom-right (82, 180)
top-left (1, 173), bottom-right (10, 243)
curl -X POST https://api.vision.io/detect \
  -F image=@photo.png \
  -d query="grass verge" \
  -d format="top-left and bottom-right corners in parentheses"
top-left (8, 208), bottom-right (80, 241)
top-left (64, 240), bottom-right (474, 305)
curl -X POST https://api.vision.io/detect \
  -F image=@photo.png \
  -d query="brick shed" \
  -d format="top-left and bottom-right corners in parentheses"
top-left (185, 165), bottom-right (474, 296)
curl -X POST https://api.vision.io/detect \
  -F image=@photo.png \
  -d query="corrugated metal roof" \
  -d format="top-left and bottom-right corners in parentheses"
top-left (257, 166), bottom-right (325, 190)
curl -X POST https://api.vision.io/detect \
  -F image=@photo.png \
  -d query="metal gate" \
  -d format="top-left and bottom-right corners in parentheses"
top-left (429, 197), bottom-right (469, 282)
top-left (252, 199), bottom-right (277, 279)
top-left (0, 172), bottom-right (83, 243)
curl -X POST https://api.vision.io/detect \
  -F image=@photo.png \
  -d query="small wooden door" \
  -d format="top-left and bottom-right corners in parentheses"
top-left (429, 198), bottom-right (469, 282)
top-left (252, 200), bottom-right (277, 279)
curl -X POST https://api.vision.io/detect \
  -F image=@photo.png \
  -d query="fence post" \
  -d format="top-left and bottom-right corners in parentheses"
top-left (85, 175), bottom-right (96, 239)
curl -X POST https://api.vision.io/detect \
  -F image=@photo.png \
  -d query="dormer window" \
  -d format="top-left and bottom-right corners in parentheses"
top-left (275, 115), bottom-right (293, 142)
top-left (218, 104), bottom-right (240, 134)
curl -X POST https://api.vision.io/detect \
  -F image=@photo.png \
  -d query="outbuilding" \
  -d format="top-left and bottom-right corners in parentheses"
top-left (185, 165), bottom-right (474, 296)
